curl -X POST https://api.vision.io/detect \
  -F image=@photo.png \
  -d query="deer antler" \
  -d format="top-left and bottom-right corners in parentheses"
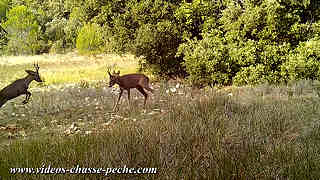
top-left (106, 64), bottom-right (120, 76)
top-left (106, 66), bottom-right (112, 76)
top-left (34, 62), bottom-right (40, 72)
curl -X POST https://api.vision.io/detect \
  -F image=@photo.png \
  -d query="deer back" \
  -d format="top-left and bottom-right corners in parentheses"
top-left (0, 79), bottom-right (28, 100)
top-left (117, 74), bottom-right (149, 89)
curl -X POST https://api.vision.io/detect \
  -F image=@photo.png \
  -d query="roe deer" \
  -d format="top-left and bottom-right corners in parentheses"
top-left (107, 69), bottom-right (154, 111)
top-left (0, 63), bottom-right (43, 108)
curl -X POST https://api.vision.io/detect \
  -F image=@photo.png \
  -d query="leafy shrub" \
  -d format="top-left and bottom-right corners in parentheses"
top-left (233, 41), bottom-right (290, 85)
top-left (175, 0), bottom-right (222, 40)
top-left (178, 30), bottom-right (233, 86)
top-left (2, 5), bottom-right (41, 55)
top-left (76, 23), bottom-right (103, 54)
top-left (47, 7), bottom-right (85, 53)
top-left (0, 0), bottom-right (8, 51)
top-left (89, 0), bottom-right (134, 54)
top-left (0, 0), bottom-right (8, 20)
top-left (64, 7), bottom-right (85, 48)
top-left (45, 18), bottom-right (67, 53)
top-left (97, 0), bottom-right (176, 54)
top-left (179, 0), bottom-right (320, 86)
top-left (105, 18), bottom-right (135, 54)
top-left (49, 40), bottom-right (65, 54)
top-left (281, 38), bottom-right (320, 81)
top-left (134, 20), bottom-right (185, 77)
top-left (233, 64), bottom-right (267, 85)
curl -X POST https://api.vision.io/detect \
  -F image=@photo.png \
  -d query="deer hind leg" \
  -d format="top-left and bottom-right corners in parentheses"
top-left (143, 79), bottom-right (154, 93)
top-left (127, 89), bottom-right (131, 106)
top-left (0, 98), bottom-right (8, 108)
top-left (22, 91), bottom-right (31, 104)
top-left (113, 89), bottom-right (123, 111)
top-left (136, 86), bottom-right (148, 108)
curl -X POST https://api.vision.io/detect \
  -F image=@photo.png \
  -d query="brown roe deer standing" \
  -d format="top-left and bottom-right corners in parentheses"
top-left (108, 70), bottom-right (154, 111)
top-left (0, 63), bottom-right (43, 108)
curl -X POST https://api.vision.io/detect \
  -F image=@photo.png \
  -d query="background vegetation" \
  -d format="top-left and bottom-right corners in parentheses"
top-left (0, 0), bottom-right (319, 86)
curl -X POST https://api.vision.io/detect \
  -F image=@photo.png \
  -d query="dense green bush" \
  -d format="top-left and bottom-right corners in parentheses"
top-left (178, 0), bottom-right (320, 86)
top-left (98, 0), bottom-right (177, 54)
top-left (281, 38), bottom-right (320, 81)
top-left (3, 0), bottom-right (87, 53)
top-left (233, 64), bottom-right (268, 85)
top-left (0, 0), bottom-right (8, 20)
top-left (45, 18), bottom-right (67, 53)
top-left (178, 30), bottom-right (233, 86)
top-left (134, 20), bottom-right (185, 77)
top-left (60, 7), bottom-right (85, 52)
top-left (175, 0), bottom-right (223, 40)
top-left (38, 0), bottom-right (84, 53)
top-left (76, 23), bottom-right (103, 54)
top-left (0, 0), bottom-right (9, 50)
top-left (232, 42), bottom-right (290, 85)
top-left (105, 16), bottom-right (135, 54)
top-left (2, 5), bottom-right (41, 55)
top-left (90, 0), bottom-right (133, 54)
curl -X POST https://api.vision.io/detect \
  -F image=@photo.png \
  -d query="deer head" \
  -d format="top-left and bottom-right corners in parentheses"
top-left (107, 69), bottom-right (120, 87)
top-left (25, 63), bottom-right (43, 82)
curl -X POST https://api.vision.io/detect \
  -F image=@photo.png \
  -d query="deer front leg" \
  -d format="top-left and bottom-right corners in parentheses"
top-left (113, 89), bottom-right (123, 111)
top-left (22, 91), bottom-right (31, 104)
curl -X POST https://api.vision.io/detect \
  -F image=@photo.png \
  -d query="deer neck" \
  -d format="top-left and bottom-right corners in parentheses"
top-left (115, 77), bottom-right (122, 85)
top-left (23, 75), bottom-right (35, 87)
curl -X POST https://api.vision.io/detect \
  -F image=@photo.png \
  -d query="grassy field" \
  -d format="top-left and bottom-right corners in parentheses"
top-left (1, 53), bottom-right (320, 179)
top-left (0, 52), bottom-right (139, 87)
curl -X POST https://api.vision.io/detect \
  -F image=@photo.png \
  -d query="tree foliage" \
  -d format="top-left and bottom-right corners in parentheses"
top-left (0, 0), bottom-right (320, 85)
top-left (179, 0), bottom-right (320, 86)
top-left (135, 20), bottom-right (184, 77)
top-left (3, 5), bottom-right (40, 55)
top-left (76, 23), bottom-right (103, 54)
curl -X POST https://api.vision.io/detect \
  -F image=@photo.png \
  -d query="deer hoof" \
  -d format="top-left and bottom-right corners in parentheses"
top-left (22, 100), bottom-right (28, 104)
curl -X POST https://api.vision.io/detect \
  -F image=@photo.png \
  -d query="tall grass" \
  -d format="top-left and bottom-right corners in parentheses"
top-left (1, 79), bottom-right (320, 179)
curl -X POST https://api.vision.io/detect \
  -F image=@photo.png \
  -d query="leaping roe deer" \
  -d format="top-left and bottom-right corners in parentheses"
top-left (0, 63), bottom-right (43, 108)
top-left (107, 69), bottom-right (154, 111)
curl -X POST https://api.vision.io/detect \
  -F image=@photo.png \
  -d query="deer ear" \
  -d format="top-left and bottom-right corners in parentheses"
top-left (117, 70), bottom-right (120, 75)
top-left (25, 70), bottom-right (37, 76)
top-left (25, 70), bottom-right (33, 75)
